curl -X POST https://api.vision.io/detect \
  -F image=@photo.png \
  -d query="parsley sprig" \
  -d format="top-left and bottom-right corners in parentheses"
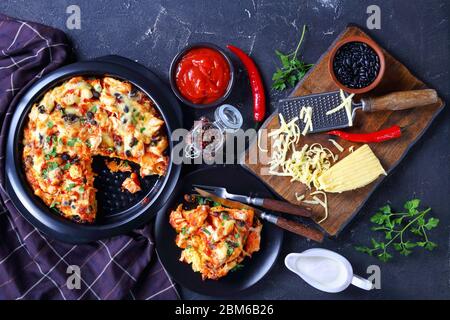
top-left (355, 199), bottom-right (439, 262)
top-left (272, 25), bottom-right (314, 91)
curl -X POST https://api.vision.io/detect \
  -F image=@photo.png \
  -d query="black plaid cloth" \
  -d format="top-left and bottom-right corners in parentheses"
top-left (0, 13), bottom-right (178, 300)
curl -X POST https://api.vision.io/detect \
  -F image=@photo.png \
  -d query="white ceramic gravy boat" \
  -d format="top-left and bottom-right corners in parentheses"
top-left (285, 248), bottom-right (373, 293)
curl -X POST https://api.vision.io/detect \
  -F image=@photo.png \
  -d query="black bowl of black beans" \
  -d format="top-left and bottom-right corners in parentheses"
top-left (329, 36), bottom-right (385, 94)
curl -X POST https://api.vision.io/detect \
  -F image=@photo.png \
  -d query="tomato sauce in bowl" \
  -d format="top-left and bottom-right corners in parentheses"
top-left (170, 44), bottom-right (234, 107)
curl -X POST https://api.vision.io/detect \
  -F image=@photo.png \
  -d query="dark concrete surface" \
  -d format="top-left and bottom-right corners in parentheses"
top-left (0, 0), bottom-right (449, 299)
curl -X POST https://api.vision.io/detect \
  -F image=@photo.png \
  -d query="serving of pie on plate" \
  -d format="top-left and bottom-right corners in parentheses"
top-left (22, 76), bottom-right (168, 223)
top-left (169, 196), bottom-right (262, 280)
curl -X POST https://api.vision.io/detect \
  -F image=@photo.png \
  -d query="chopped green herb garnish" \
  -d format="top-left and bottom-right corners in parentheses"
top-left (226, 242), bottom-right (234, 256)
top-left (222, 212), bottom-right (230, 220)
top-left (140, 127), bottom-right (146, 133)
top-left (181, 227), bottom-right (188, 235)
top-left (65, 183), bottom-right (77, 191)
top-left (78, 187), bottom-right (85, 192)
top-left (47, 162), bottom-right (59, 171)
top-left (50, 201), bottom-right (60, 208)
top-left (202, 228), bottom-right (211, 235)
top-left (231, 264), bottom-right (244, 272)
top-left (45, 147), bottom-right (57, 160)
top-left (85, 140), bottom-right (92, 148)
top-left (42, 169), bottom-right (49, 179)
top-left (213, 201), bottom-right (221, 207)
top-left (47, 121), bottom-right (54, 129)
top-left (63, 163), bottom-right (71, 170)
top-left (234, 233), bottom-right (240, 239)
top-left (90, 105), bottom-right (98, 113)
top-left (67, 138), bottom-right (79, 147)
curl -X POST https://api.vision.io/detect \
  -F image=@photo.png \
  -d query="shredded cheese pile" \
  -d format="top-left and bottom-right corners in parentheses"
top-left (267, 113), bottom-right (336, 222)
top-left (268, 115), bottom-right (336, 190)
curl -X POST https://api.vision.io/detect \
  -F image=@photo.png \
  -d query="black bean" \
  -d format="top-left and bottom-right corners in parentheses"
top-left (125, 150), bottom-right (132, 157)
top-left (129, 137), bottom-right (138, 147)
top-left (38, 105), bottom-right (46, 114)
top-left (70, 156), bottom-right (79, 164)
top-left (86, 111), bottom-right (94, 119)
top-left (62, 114), bottom-right (79, 123)
top-left (91, 89), bottom-right (100, 99)
top-left (123, 105), bottom-right (130, 113)
top-left (61, 153), bottom-right (70, 161)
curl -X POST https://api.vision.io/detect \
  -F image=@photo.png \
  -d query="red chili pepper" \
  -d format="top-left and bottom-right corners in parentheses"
top-left (327, 125), bottom-right (403, 143)
top-left (226, 44), bottom-right (266, 122)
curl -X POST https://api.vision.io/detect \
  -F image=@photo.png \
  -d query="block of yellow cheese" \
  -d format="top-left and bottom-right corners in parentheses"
top-left (318, 144), bottom-right (386, 193)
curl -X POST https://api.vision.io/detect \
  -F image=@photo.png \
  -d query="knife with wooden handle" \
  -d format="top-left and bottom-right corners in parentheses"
top-left (259, 212), bottom-right (324, 242)
top-left (259, 198), bottom-right (318, 219)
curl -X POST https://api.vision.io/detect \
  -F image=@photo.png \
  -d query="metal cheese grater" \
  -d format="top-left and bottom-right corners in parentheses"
top-left (278, 89), bottom-right (438, 134)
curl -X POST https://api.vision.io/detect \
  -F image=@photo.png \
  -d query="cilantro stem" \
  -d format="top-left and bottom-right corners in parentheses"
top-left (292, 25), bottom-right (307, 59)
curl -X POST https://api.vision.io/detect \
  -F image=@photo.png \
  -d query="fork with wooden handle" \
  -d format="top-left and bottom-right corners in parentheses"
top-left (192, 184), bottom-right (319, 219)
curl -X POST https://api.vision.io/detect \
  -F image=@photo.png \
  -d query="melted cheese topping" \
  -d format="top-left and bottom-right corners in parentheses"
top-left (22, 76), bottom-right (168, 223)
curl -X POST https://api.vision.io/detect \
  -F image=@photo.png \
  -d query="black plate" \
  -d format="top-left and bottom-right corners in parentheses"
top-left (5, 56), bottom-right (182, 243)
top-left (155, 166), bottom-right (283, 297)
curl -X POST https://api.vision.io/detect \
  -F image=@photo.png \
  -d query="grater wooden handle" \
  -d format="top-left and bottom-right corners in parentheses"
top-left (362, 89), bottom-right (438, 112)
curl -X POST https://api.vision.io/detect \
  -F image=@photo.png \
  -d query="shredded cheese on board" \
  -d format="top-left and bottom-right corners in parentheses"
top-left (328, 139), bottom-right (344, 152)
top-left (269, 114), bottom-right (336, 222)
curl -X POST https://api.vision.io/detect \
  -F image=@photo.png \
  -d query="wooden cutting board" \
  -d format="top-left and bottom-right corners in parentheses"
top-left (240, 25), bottom-right (445, 236)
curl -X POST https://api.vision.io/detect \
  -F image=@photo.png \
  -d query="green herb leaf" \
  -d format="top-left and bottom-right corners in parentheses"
top-left (67, 138), bottom-right (79, 147)
top-left (47, 162), bottom-right (59, 171)
top-left (424, 217), bottom-right (439, 230)
top-left (226, 242), bottom-right (234, 256)
top-left (50, 201), bottom-right (60, 208)
top-left (202, 228), bottom-right (211, 235)
top-left (230, 264), bottom-right (244, 272)
top-left (65, 183), bottom-right (77, 191)
top-left (47, 121), bottom-right (54, 129)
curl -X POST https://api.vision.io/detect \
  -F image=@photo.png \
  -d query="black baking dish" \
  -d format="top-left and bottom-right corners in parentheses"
top-left (5, 55), bottom-right (182, 243)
